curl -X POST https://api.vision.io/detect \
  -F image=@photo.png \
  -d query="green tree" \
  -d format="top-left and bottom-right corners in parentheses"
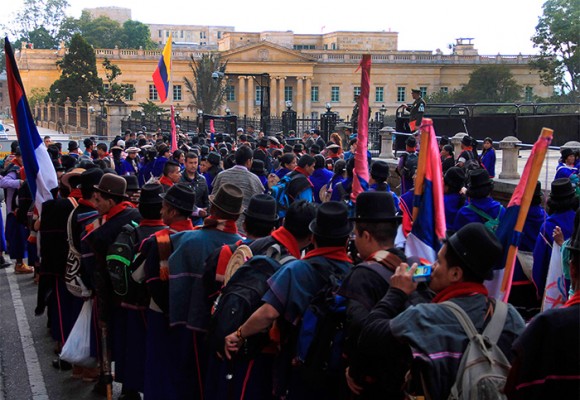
top-left (530, 0), bottom-right (579, 100)
top-left (121, 20), bottom-right (157, 50)
top-left (4, 0), bottom-right (69, 47)
top-left (456, 64), bottom-right (522, 103)
top-left (28, 87), bottom-right (49, 108)
top-left (425, 89), bottom-right (462, 104)
top-left (184, 54), bottom-right (226, 114)
top-left (79, 14), bottom-right (123, 49)
top-left (138, 100), bottom-right (167, 119)
top-left (48, 33), bottom-right (102, 104)
top-left (101, 58), bottom-right (135, 102)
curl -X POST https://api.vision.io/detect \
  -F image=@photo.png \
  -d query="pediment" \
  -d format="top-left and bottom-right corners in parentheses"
top-left (221, 41), bottom-right (316, 64)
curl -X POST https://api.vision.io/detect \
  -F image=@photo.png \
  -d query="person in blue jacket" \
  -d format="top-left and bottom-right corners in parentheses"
top-left (453, 168), bottom-right (505, 231)
top-left (480, 137), bottom-right (496, 178)
top-left (554, 148), bottom-right (578, 180)
top-left (443, 167), bottom-right (466, 228)
top-left (532, 178), bottom-right (578, 300)
top-left (310, 154), bottom-right (333, 203)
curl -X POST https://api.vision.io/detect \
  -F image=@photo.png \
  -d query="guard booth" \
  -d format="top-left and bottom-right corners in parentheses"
top-left (199, 114), bottom-right (238, 139)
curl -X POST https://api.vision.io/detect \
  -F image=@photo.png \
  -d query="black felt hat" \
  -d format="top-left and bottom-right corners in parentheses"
top-left (466, 168), bottom-right (491, 189)
top-left (351, 192), bottom-right (401, 222)
top-left (444, 167), bottom-right (466, 191)
top-left (93, 173), bottom-right (128, 199)
top-left (209, 183), bottom-right (244, 215)
top-left (123, 175), bottom-right (140, 192)
top-left (138, 183), bottom-right (164, 204)
top-left (370, 160), bottom-right (390, 180)
top-left (159, 183), bottom-right (195, 213)
top-left (461, 135), bottom-right (473, 146)
top-left (550, 178), bottom-right (575, 200)
top-left (445, 222), bottom-right (503, 280)
top-left (80, 168), bottom-right (104, 190)
top-left (243, 194), bottom-right (278, 222)
top-left (309, 201), bottom-right (353, 238)
top-left (250, 159), bottom-right (268, 176)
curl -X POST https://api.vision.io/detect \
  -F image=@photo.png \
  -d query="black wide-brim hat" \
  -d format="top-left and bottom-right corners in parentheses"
top-left (123, 175), bottom-right (140, 192)
top-left (138, 183), bottom-right (164, 205)
top-left (445, 222), bottom-right (503, 281)
top-left (209, 183), bottom-right (244, 215)
top-left (80, 168), bottom-right (104, 189)
top-left (159, 183), bottom-right (195, 213)
top-left (467, 168), bottom-right (492, 189)
top-left (93, 173), bottom-right (129, 199)
top-left (309, 201), bottom-right (353, 238)
top-left (370, 160), bottom-right (390, 180)
top-left (550, 177), bottom-right (575, 200)
top-left (243, 194), bottom-right (279, 223)
top-left (350, 191), bottom-right (402, 222)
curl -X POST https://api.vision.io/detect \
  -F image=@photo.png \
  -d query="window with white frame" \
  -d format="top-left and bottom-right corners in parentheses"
top-left (149, 84), bottom-right (158, 101)
top-left (331, 86), bottom-right (340, 102)
top-left (397, 87), bottom-right (406, 102)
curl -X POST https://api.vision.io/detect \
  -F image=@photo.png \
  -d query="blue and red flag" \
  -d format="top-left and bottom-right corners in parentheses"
top-left (351, 54), bottom-right (371, 202)
top-left (486, 128), bottom-right (553, 300)
top-left (152, 34), bottom-right (172, 103)
top-left (4, 37), bottom-right (58, 214)
top-left (405, 119), bottom-right (446, 263)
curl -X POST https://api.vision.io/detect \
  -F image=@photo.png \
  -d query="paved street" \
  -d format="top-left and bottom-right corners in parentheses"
top-left (0, 268), bottom-right (123, 400)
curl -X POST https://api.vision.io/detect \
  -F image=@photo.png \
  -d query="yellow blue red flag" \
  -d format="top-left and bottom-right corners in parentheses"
top-left (152, 34), bottom-right (172, 103)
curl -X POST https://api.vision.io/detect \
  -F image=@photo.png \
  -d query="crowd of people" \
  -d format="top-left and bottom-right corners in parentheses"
top-left (0, 125), bottom-right (577, 400)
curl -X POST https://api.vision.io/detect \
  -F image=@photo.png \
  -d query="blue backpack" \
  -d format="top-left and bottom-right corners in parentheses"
top-left (270, 172), bottom-right (311, 218)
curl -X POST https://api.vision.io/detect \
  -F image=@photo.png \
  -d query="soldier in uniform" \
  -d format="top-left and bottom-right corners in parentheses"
top-left (404, 88), bottom-right (426, 132)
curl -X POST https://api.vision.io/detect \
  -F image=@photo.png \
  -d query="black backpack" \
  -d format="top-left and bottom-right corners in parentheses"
top-left (294, 259), bottom-right (348, 385)
top-left (207, 255), bottom-right (288, 359)
top-left (403, 152), bottom-right (418, 179)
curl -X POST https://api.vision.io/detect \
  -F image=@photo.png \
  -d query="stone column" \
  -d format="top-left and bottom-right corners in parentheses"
top-left (107, 102), bottom-right (129, 141)
top-left (498, 136), bottom-right (521, 179)
top-left (380, 126), bottom-right (396, 159)
top-left (247, 76), bottom-right (254, 117)
top-left (238, 76), bottom-right (246, 117)
top-left (76, 96), bottom-right (83, 131)
top-left (278, 76), bottom-right (286, 117)
top-left (304, 77), bottom-right (312, 118)
top-left (450, 132), bottom-right (468, 158)
top-left (296, 77), bottom-right (304, 117)
top-left (64, 97), bottom-right (72, 134)
top-left (270, 76), bottom-right (278, 116)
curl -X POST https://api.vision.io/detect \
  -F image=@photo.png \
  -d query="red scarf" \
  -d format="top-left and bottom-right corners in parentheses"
top-left (303, 247), bottom-right (352, 263)
top-left (159, 176), bottom-right (174, 187)
top-left (140, 219), bottom-right (165, 227)
top-left (69, 188), bottom-right (82, 199)
top-left (78, 198), bottom-right (95, 209)
top-left (202, 216), bottom-right (238, 234)
top-left (11, 158), bottom-right (26, 180)
top-left (564, 292), bottom-right (580, 308)
top-left (103, 201), bottom-right (134, 222)
top-left (432, 282), bottom-right (488, 304)
top-left (271, 226), bottom-right (301, 259)
top-left (169, 218), bottom-right (194, 233)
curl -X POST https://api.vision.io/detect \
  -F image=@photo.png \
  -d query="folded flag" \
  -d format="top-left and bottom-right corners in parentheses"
top-left (351, 54), bottom-right (371, 202)
top-left (405, 119), bottom-right (446, 263)
top-left (4, 37), bottom-right (58, 214)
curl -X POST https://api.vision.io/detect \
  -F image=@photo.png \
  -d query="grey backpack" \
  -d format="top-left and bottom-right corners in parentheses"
top-left (442, 300), bottom-right (510, 400)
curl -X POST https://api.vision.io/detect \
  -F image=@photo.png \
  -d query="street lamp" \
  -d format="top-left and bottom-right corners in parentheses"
top-left (379, 104), bottom-right (387, 127)
top-left (325, 102), bottom-right (332, 112)
top-left (285, 100), bottom-right (293, 110)
top-left (225, 107), bottom-right (231, 115)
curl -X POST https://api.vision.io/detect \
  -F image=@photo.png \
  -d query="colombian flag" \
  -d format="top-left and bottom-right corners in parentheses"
top-left (4, 37), bottom-right (58, 214)
top-left (152, 34), bottom-right (172, 103)
top-left (404, 119), bottom-right (446, 263)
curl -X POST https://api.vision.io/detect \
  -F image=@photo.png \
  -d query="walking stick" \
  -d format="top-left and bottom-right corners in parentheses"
top-left (100, 324), bottom-right (113, 400)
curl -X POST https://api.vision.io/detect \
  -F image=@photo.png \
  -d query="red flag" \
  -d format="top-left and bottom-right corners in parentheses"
top-left (351, 54), bottom-right (371, 202)
top-left (170, 105), bottom-right (177, 152)
top-left (209, 119), bottom-right (215, 134)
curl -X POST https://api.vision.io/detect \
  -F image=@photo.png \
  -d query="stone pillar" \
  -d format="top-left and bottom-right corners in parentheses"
top-left (76, 96), bottom-right (83, 130)
top-left (450, 132), bottom-right (468, 158)
top-left (498, 136), bottom-right (522, 179)
top-left (247, 76), bottom-right (254, 117)
top-left (238, 76), bottom-right (246, 117)
top-left (270, 76), bottom-right (278, 116)
top-left (296, 77), bottom-right (304, 117)
top-left (304, 77), bottom-right (312, 118)
top-left (106, 102), bottom-right (129, 141)
top-left (380, 126), bottom-right (396, 159)
top-left (278, 76), bottom-right (286, 117)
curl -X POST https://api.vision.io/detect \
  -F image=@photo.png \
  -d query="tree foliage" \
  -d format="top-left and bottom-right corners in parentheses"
top-left (138, 100), bottom-right (167, 119)
top-left (184, 54), bottom-right (226, 114)
top-left (48, 34), bottom-right (102, 104)
top-left (530, 0), bottom-right (579, 100)
top-left (426, 65), bottom-right (522, 104)
top-left (101, 58), bottom-right (135, 102)
top-left (121, 20), bottom-right (157, 50)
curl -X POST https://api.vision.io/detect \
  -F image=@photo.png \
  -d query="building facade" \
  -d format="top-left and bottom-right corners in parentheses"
top-left (14, 31), bottom-right (551, 122)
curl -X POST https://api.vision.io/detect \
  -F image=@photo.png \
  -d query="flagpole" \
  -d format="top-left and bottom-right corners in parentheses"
top-left (500, 127), bottom-right (553, 300)
top-left (412, 121), bottom-right (431, 222)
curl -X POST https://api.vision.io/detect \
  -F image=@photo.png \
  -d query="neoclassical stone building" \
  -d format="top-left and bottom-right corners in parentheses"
top-left (14, 30), bottom-right (550, 121)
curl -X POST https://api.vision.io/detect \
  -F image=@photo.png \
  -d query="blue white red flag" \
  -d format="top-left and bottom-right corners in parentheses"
top-left (4, 37), bottom-right (58, 214)
top-left (541, 243), bottom-right (567, 310)
top-left (404, 119), bottom-right (446, 263)
top-left (152, 34), bottom-right (172, 103)
top-left (486, 128), bottom-right (552, 300)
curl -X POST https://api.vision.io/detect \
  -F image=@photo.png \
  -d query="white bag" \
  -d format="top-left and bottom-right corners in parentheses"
top-left (60, 299), bottom-right (97, 367)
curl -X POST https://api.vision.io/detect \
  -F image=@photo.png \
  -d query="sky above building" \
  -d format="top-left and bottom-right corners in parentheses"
top-left (3, 0), bottom-right (548, 55)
